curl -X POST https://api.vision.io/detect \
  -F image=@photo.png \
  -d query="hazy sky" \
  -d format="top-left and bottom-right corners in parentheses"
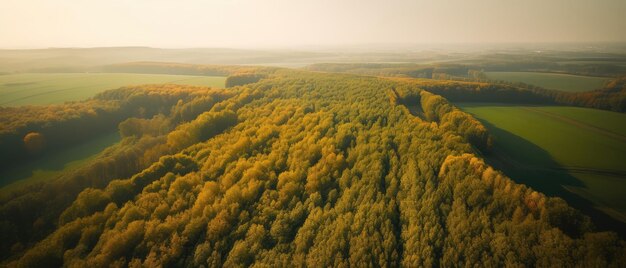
top-left (1, 0), bottom-right (625, 49)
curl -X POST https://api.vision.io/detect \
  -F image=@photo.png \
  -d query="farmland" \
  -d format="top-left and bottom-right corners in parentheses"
top-left (0, 73), bottom-right (227, 106)
top-left (458, 103), bottom-right (626, 224)
top-left (485, 71), bottom-right (611, 92)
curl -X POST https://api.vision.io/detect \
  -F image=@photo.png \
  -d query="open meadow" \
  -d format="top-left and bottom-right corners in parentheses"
top-left (485, 71), bottom-right (611, 92)
top-left (458, 103), bottom-right (626, 224)
top-left (0, 73), bottom-right (226, 106)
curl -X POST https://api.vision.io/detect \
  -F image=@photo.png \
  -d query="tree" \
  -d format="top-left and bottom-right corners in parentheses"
top-left (23, 132), bottom-right (46, 154)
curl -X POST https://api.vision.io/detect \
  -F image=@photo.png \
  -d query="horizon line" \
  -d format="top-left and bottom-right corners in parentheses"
top-left (2, 41), bottom-right (626, 51)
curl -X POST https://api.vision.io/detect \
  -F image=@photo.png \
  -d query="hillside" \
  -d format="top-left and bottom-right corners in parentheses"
top-left (1, 68), bottom-right (625, 267)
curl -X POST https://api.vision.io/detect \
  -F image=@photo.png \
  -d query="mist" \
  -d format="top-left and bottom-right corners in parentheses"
top-left (1, 0), bottom-right (625, 49)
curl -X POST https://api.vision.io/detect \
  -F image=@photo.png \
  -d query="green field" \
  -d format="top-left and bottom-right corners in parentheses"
top-left (485, 71), bottom-right (611, 92)
top-left (556, 60), bottom-right (626, 67)
top-left (458, 103), bottom-right (626, 224)
top-left (0, 132), bottom-right (120, 193)
top-left (0, 73), bottom-right (227, 106)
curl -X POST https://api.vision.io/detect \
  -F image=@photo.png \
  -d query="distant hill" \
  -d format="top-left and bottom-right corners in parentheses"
top-left (0, 47), bottom-right (332, 72)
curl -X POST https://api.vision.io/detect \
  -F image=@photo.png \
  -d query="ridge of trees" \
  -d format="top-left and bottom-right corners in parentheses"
top-left (307, 63), bottom-right (626, 113)
top-left (226, 73), bottom-right (267, 88)
top-left (391, 84), bottom-right (492, 152)
top-left (402, 77), bottom-right (626, 113)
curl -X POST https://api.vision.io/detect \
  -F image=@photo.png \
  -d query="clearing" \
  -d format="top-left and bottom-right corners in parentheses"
top-left (485, 71), bottom-right (611, 92)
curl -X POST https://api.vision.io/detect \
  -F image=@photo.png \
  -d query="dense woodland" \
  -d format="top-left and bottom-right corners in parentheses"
top-left (0, 85), bottom-right (230, 171)
top-left (1, 67), bottom-right (625, 267)
top-left (409, 77), bottom-right (626, 113)
top-left (308, 63), bottom-right (626, 113)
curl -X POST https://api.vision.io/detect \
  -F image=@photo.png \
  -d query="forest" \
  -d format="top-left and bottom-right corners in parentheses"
top-left (1, 66), bottom-right (624, 267)
top-left (307, 63), bottom-right (626, 113)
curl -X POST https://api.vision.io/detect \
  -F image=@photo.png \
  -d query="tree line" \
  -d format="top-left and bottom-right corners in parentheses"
top-left (409, 77), bottom-right (626, 113)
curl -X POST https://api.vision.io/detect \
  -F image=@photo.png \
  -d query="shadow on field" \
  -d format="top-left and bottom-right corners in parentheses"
top-left (480, 120), bottom-right (626, 238)
top-left (0, 132), bottom-right (120, 187)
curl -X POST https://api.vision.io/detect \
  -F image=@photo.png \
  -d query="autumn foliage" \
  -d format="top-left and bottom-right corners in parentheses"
top-left (23, 132), bottom-right (46, 154)
top-left (1, 67), bottom-right (624, 267)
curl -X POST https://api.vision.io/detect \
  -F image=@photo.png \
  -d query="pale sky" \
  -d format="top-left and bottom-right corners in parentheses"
top-left (1, 0), bottom-right (625, 49)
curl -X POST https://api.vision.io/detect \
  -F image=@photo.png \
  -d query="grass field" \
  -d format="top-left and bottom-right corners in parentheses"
top-left (0, 73), bottom-right (227, 106)
top-left (556, 60), bottom-right (626, 67)
top-left (0, 132), bottom-right (120, 193)
top-left (485, 71), bottom-right (611, 92)
top-left (458, 103), bottom-right (626, 226)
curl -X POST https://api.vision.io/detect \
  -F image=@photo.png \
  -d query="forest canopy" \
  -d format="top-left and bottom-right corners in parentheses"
top-left (0, 66), bottom-right (624, 267)
top-left (308, 63), bottom-right (626, 113)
